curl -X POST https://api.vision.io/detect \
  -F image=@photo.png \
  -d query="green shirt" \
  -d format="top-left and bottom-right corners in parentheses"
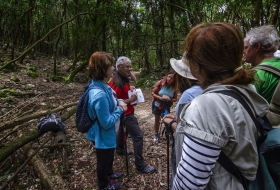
top-left (253, 58), bottom-right (280, 103)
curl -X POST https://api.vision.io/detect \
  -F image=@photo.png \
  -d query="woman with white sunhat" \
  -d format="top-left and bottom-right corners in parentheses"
top-left (162, 52), bottom-right (203, 189)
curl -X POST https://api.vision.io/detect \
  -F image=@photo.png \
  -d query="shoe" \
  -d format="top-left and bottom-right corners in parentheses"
top-left (109, 171), bottom-right (123, 179)
top-left (153, 134), bottom-right (159, 143)
top-left (99, 181), bottom-right (121, 190)
top-left (116, 149), bottom-right (133, 156)
top-left (137, 164), bottom-right (156, 174)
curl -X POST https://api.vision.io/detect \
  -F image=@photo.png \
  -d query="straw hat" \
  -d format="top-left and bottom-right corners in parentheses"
top-left (170, 56), bottom-right (197, 80)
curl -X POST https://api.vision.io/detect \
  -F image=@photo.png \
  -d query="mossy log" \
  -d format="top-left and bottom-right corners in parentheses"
top-left (0, 102), bottom-right (77, 132)
top-left (0, 106), bottom-right (76, 163)
top-left (0, 129), bottom-right (42, 163)
top-left (23, 144), bottom-right (68, 190)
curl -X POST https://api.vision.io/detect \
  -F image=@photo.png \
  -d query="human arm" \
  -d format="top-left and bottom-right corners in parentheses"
top-left (118, 100), bottom-right (127, 112)
top-left (113, 84), bottom-right (137, 105)
top-left (152, 81), bottom-right (162, 100)
top-left (171, 89), bottom-right (178, 103)
top-left (172, 134), bottom-right (221, 190)
top-left (162, 114), bottom-right (177, 131)
top-left (88, 91), bottom-right (123, 130)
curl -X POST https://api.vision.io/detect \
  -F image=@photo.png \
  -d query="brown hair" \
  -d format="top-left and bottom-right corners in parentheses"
top-left (162, 70), bottom-right (178, 92)
top-left (184, 22), bottom-right (255, 88)
top-left (87, 52), bottom-right (113, 80)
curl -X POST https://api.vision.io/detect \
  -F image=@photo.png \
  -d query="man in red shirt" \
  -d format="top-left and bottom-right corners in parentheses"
top-left (109, 56), bottom-right (156, 174)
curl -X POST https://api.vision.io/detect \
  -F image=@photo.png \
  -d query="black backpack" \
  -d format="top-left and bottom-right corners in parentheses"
top-left (37, 113), bottom-right (66, 134)
top-left (75, 83), bottom-right (104, 133)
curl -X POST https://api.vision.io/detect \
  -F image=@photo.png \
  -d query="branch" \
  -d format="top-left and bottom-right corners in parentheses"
top-left (0, 102), bottom-right (77, 132)
top-left (0, 107), bottom-right (76, 163)
top-left (0, 133), bottom-right (54, 190)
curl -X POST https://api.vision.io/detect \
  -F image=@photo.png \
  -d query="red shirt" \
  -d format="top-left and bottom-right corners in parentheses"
top-left (109, 78), bottom-right (134, 115)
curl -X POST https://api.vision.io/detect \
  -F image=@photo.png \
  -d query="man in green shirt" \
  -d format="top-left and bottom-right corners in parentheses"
top-left (243, 25), bottom-right (280, 103)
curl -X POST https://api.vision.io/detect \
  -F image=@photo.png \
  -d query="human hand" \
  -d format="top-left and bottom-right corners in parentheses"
top-left (130, 93), bottom-right (138, 101)
top-left (118, 101), bottom-right (127, 112)
top-left (130, 86), bottom-right (136, 91)
top-left (161, 95), bottom-right (171, 101)
top-left (162, 114), bottom-right (177, 121)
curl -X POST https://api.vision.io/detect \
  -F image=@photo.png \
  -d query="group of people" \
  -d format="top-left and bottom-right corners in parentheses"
top-left (82, 22), bottom-right (279, 190)
top-left (85, 53), bottom-right (155, 190)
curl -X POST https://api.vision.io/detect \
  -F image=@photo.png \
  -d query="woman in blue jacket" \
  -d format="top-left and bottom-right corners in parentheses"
top-left (86, 52), bottom-right (127, 190)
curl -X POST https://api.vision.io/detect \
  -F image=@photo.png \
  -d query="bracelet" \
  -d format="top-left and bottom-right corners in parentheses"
top-left (169, 119), bottom-right (177, 126)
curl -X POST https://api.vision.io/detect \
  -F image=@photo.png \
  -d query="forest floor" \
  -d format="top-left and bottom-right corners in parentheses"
top-left (0, 55), bottom-right (177, 190)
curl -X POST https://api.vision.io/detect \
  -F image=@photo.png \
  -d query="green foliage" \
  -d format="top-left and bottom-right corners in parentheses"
top-left (10, 76), bottom-right (20, 82)
top-left (0, 91), bottom-right (7, 98)
top-left (24, 64), bottom-right (39, 78)
top-left (27, 71), bottom-right (38, 78)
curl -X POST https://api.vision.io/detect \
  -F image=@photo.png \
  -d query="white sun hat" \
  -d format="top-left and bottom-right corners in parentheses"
top-left (170, 54), bottom-right (197, 80)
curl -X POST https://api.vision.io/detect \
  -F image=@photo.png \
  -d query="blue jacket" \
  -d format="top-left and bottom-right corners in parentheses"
top-left (86, 80), bottom-right (123, 149)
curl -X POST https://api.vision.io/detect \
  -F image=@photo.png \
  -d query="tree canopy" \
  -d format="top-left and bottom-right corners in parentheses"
top-left (0, 0), bottom-right (279, 74)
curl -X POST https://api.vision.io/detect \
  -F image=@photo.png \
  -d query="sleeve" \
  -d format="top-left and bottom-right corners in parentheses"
top-left (88, 91), bottom-right (122, 130)
top-left (175, 90), bottom-right (194, 114)
top-left (172, 134), bottom-right (221, 190)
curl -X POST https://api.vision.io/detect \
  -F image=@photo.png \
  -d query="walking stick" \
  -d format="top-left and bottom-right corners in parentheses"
top-left (121, 114), bottom-right (129, 179)
top-left (165, 123), bottom-right (170, 189)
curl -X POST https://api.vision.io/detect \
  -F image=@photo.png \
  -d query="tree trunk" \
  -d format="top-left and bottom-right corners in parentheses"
top-left (65, 59), bottom-right (88, 82)
top-left (23, 143), bottom-right (68, 190)
top-left (268, 0), bottom-right (280, 25)
top-left (0, 12), bottom-right (92, 71)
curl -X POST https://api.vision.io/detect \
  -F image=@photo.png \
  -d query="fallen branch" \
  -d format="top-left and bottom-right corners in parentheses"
top-left (33, 143), bottom-right (72, 149)
top-left (0, 107), bottom-right (76, 162)
top-left (0, 133), bottom-right (54, 190)
top-left (0, 129), bottom-right (42, 163)
top-left (23, 140), bottom-right (68, 190)
top-left (0, 102), bottom-right (77, 132)
top-left (0, 125), bottom-right (20, 143)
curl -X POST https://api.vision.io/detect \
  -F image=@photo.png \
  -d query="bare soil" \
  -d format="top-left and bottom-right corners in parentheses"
top-left (0, 56), bottom-right (176, 190)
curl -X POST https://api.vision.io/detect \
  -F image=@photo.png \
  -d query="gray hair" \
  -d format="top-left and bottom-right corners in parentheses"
top-left (244, 25), bottom-right (280, 53)
top-left (116, 56), bottom-right (131, 70)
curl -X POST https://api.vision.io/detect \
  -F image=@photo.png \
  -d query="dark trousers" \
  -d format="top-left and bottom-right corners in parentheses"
top-left (117, 113), bottom-right (146, 170)
top-left (96, 148), bottom-right (115, 189)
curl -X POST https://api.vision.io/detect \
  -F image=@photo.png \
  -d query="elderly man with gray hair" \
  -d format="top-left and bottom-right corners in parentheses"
top-left (243, 25), bottom-right (280, 103)
top-left (109, 56), bottom-right (156, 174)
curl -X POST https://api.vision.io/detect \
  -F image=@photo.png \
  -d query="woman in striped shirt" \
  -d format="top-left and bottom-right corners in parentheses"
top-left (172, 23), bottom-right (269, 189)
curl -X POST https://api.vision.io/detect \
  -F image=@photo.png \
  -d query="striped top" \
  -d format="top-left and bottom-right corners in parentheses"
top-left (172, 134), bottom-right (221, 190)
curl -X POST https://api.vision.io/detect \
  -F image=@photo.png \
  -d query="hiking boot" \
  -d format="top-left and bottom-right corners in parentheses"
top-left (137, 165), bottom-right (156, 174)
top-left (153, 134), bottom-right (159, 143)
top-left (116, 149), bottom-right (133, 156)
top-left (99, 181), bottom-right (121, 190)
top-left (109, 171), bottom-right (123, 179)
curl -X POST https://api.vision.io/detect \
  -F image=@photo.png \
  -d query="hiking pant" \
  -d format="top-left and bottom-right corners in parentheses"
top-left (95, 148), bottom-right (115, 189)
top-left (116, 113), bottom-right (146, 171)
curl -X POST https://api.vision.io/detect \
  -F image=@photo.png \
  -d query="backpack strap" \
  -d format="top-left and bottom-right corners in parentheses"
top-left (255, 64), bottom-right (280, 77)
top-left (255, 65), bottom-right (280, 114)
top-left (215, 90), bottom-right (270, 190)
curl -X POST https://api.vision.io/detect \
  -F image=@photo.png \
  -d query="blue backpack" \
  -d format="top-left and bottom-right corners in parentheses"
top-left (75, 83), bottom-right (103, 133)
